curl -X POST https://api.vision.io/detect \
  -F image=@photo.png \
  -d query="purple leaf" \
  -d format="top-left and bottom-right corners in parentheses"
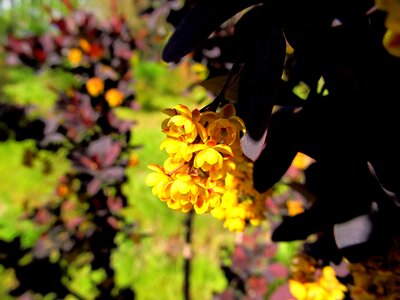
top-left (263, 243), bottom-right (277, 258)
top-left (87, 178), bottom-right (102, 195)
top-left (87, 136), bottom-right (112, 157)
top-left (269, 283), bottom-right (294, 300)
top-left (267, 263), bottom-right (288, 279)
top-left (232, 246), bottom-right (250, 272)
top-left (103, 143), bottom-right (121, 167)
top-left (100, 166), bottom-right (125, 181)
top-left (246, 276), bottom-right (268, 296)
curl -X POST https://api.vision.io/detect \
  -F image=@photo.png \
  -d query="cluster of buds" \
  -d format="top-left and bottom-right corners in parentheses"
top-left (146, 103), bottom-right (270, 231)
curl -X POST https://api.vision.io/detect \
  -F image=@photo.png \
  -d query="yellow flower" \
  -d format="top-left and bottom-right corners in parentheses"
top-left (128, 153), bottom-right (139, 167)
top-left (169, 173), bottom-right (199, 206)
top-left (105, 88), bottom-right (124, 107)
top-left (292, 152), bottom-right (314, 170)
top-left (375, 0), bottom-right (400, 57)
top-left (289, 279), bottom-right (307, 300)
top-left (67, 48), bottom-right (82, 66)
top-left (160, 138), bottom-right (192, 163)
top-left (193, 191), bottom-right (210, 214)
top-left (287, 199), bottom-right (304, 216)
top-left (224, 218), bottom-right (246, 232)
top-left (202, 103), bottom-right (245, 146)
top-left (86, 77), bottom-right (104, 97)
top-left (191, 140), bottom-right (233, 177)
top-left (145, 164), bottom-right (170, 200)
top-left (383, 29), bottom-right (400, 57)
top-left (289, 266), bottom-right (347, 300)
top-left (162, 105), bottom-right (207, 143)
top-left (201, 177), bottom-right (225, 208)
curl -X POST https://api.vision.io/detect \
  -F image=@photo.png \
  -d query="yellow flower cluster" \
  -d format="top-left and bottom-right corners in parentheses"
top-left (210, 160), bottom-right (271, 232)
top-left (289, 254), bottom-right (347, 300)
top-left (376, 0), bottom-right (400, 57)
top-left (146, 103), bottom-right (269, 230)
top-left (348, 245), bottom-right (400, 300)
top-left (289, 266), bottom-right (347, 300)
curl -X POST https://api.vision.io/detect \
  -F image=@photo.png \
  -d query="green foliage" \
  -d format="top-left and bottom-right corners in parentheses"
top-left (133, 55), bottom-right (209, 111)
top-left (0, 0), bottom-right (76, 39)
top-left (2, 67), bottom-right (77, 113)
top-left (0, 265), bottom-right (17, 299)
top-left (275, 241), bottom-right (301, 267)
top-left (0, 140), bottom-right (69, 246)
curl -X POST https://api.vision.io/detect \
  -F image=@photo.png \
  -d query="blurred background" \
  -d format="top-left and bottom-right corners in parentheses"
top-left (2, 1), bottom-right (397, 300)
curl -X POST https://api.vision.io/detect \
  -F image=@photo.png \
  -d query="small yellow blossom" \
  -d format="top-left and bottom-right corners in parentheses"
top-left (162, 104), bottom-right (207, 143)
top-left (375, 0), bottom-right (400, 57)
top-left (67, 48), bottom-right (82, 66)
top-left (160, 138), bottom-right (192, 163)
top-left (86, 77), bottom-right (104, 97)
top-left (287, 199), bottom-right (304, 216)
top-left (105, 88), bottom-right (124, 107)
top-left (145, 164), bottom-right (170, 200)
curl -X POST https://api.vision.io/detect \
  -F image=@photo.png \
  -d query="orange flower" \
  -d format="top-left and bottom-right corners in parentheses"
top-left (79, 38), bottom-right (91, 53)
top-left (128, 153), bottom-right (139, 167)
top-left (56, 184), bottom-right (70, 197)
top-left (86, 77), bottom-right (104, 97)
top-left (105, 88), bottom-right (124, 107)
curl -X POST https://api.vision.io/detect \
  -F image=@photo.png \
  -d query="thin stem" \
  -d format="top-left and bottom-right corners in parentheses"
top-left (183, 210), bottom-right (194, 300)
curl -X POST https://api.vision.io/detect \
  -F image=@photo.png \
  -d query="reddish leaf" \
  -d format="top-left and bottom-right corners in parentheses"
top-left (262, 243), bottom-right (277, 259)
top-left (107, 196), bottom-right (123, 213)
top-left (103, 143), bottom-right (121, 167)
top-left (267, 262), bottom-right (288, 279)
top-left (246, 276), bottom-right (268, 297)
top-left (87, 178), bottom-right (101, 195)
top-left (232, 246), bottom-right (250, 272)
top-left (269, 283), bottom-right (294, 300)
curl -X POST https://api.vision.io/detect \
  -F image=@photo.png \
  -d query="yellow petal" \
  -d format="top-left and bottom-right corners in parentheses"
top-left (147, 164), bottom-right (164, 173)
top-left (173, 104), bottom-right (192, 119)
top-left (196, 124), bottom-right (208, 142)
top-left (289, 280), bottom-right (307, 300)
top-left (145, 172), bottom-right (161, 186)
top-left (189, 143), bottom-right (207, 153)
top-left (194, 197), bottom-right (209, 214)
top-left (213, 144), bottom-right (234, 156)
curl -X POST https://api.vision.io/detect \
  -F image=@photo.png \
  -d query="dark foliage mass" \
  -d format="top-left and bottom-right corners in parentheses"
top-left (2, 10), bottom-right (138, 299)
top-left (162, 0), bottom-right (400, 264)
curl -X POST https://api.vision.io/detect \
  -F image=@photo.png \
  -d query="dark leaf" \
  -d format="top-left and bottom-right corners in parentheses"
top-left (253, 108), bottom-right (299, 192)
top-left (200, 75), bottom-right (240, 101)
top-left (162, 0), bottom-right (261, 62)
top-left (235, 11), bottom-right (286, 141)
